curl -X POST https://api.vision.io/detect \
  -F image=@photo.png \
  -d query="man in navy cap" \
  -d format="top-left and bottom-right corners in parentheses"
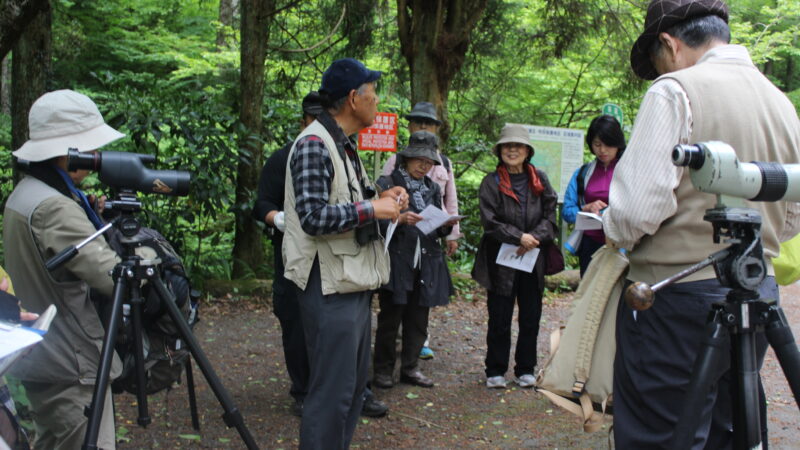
top-left (282, 59), bottom-right (407, 449)
top-left (253, 91), bottom-right (388, 420)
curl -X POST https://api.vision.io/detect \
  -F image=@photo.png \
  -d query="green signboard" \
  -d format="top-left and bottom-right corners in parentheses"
top-left (602, 103), bottom-right (624, 125)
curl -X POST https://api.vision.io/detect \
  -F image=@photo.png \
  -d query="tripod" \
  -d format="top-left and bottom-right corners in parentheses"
top-left (627, 205), bottom-right (800, 449)
top-left (47, 191), bottom-right (258, 450)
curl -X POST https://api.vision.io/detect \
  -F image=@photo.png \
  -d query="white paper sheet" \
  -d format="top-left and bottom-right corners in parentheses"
top-left (575, 211), bottom-right (603, 230)
top-left (0, 305), bottom-right (55, 376)
top-left (384, 220), bottom-right (398, 253)
top-left (415, 205), bottom-right (464, 235)
top-left (495, 243), bottom-right (540, 272)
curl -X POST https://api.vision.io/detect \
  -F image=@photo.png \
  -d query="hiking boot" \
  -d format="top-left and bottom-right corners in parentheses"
top-left (486, 376), bottom-right (507, 389)
top-left (516, 374), bottom-right (536, 388)
top-left (400, 370), bottom-right (434, 388)
top-left (361, 394), bottom-right (389, 418)
top-left (419, 346), bottom-right (434, 360)
top-left (373, 373), bottom-right (394, 389)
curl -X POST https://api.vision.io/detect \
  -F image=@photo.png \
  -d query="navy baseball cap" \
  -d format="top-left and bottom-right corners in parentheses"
top-left (319, 58), bottom-right (382, 103)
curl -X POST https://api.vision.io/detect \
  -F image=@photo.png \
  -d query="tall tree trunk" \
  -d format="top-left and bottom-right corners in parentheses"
top-left (341, 0), bottom-right (377, 58)
top-left (397, 0), bottom-right (488, 149)
top-left (1, 57), bottom-right (10, 114)
top-left (216, 0), bottom-right (237, 48)
top-left (231, 0), bottom-right (272, 278)
top-left (0, 0), bottom-right (50, 60)
top-left (11, 5), bottom-right (50, 155)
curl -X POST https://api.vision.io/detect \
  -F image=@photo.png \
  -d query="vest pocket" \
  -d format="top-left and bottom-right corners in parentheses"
top-left (58, 280), bottom-right (106, 340)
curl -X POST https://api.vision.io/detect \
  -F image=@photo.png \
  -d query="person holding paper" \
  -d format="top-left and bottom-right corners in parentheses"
top-left (372, 131), bottom-right (456, 389)
top-left (472, 124), bottom-right (558, 389)
top-left (562, 115), bottom-right (626, 276)
top-left (382, 101), bottom-right (462, 361)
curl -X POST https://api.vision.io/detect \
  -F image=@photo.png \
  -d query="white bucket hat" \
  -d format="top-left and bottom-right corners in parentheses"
top-left (13, 89), bottom-right (125, 162)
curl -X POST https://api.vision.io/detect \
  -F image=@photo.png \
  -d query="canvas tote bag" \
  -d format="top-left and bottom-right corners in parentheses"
top-left (535, 246), bottom-right (628, 432)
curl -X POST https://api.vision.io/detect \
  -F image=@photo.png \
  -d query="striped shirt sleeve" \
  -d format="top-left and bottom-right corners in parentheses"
top-left (290, 135), bottom-right (374, 236)
top-left (603, 79), bottom-right (692, 250)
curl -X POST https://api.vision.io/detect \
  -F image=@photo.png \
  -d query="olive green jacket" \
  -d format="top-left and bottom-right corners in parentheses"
top-left (3, 176), bottom-right (121, 384)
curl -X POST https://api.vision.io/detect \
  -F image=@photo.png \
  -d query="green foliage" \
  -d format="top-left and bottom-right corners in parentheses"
top-left (731, 0), bottom-right (800, 91)
top-left (82, 74), bottom-right (243, 285)
top-left (1, 0), bottom-right (797, 285)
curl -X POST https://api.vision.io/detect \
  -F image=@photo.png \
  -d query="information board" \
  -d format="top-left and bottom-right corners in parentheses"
top-left (358, 112), bottom-right (398, 152)
top-left (510, 123), bottom-right (585, 201)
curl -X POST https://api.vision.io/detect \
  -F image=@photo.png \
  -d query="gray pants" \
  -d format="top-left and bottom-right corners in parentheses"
top-left (23, 381), bottom-right (115, 450)
top-left (296, 260), bottom-right (371, 450)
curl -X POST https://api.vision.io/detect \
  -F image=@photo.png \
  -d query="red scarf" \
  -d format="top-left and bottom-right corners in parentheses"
top-left (496, 163), bottom-right (544, 203)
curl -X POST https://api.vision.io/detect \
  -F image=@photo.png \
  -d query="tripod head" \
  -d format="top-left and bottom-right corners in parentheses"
top-left (46, 190), bottom-right (156, 271)
top-left (702, 206), bottom-right (765, 292)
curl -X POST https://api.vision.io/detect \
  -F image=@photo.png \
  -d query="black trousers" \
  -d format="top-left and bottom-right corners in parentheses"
top-left (271, 241), bottom-right (309, 402)
top-left (373, 282), bottom-right (430, 377)
top-left (614, 277), bottom-right (775, 449)
top-left (576, 236), bottom-right (604, 277)
top-left (296, 260), bottom-right (371, 450)
top-left (484, 269), bottom-right (543, 378)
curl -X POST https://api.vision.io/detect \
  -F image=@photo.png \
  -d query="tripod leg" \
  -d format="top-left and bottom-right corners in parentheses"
top-left (764, 305), bottom-right (800, 410)
top-left (670, 309), bottom-right (728, 450)
top-left (185, 356), bottom-right (201, 431)
top-left (730, 320), bottom-right (762, 449)
top-left (130, 285), bottom-right (151, 426)
top-left (148, 274), bottom-right (259, 449)
top-left (83, 275), bottom-right (128, 450)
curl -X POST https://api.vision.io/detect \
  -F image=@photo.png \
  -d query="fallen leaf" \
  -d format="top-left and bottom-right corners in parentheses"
top-left (179, 434), bottom-right (201, 441)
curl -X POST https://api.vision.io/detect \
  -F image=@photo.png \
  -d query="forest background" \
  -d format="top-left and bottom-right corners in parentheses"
top-left (1, 0), bottom-right (799, 288)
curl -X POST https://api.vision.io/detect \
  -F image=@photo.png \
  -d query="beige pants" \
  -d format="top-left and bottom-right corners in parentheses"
top-left (23, 382), bottom-right (115, 450)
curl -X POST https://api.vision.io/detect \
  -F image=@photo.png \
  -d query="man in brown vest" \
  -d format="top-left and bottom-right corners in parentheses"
top-left (603, 0), bottom-right (800, 447)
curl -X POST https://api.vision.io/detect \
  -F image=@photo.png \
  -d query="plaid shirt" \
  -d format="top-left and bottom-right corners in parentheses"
top-left (290, 114), bottom-right (375, 236)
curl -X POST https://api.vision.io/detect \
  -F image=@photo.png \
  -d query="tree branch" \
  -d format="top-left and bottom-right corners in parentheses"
top-left (267, 4), bottom-right (346, 53)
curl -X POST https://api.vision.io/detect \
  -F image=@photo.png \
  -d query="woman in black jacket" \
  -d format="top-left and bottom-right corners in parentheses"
top-left (471, 124), bottom-right (558, 389)
top-left (372, 131), bottom-right (456, 389)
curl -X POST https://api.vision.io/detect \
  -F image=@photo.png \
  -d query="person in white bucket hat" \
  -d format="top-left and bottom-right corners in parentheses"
top-left (4, 90), bottom-right (124, 449)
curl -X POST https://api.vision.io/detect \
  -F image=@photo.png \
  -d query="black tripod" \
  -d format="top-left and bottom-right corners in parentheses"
top-left (627, 206), bottom-right (800, 449)
top-left (47, 191), bottom-right (258, 450)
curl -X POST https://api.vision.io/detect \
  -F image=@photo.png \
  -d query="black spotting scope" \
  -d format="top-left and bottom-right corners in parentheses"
top-left (67, 149), bottom-right (191, 196)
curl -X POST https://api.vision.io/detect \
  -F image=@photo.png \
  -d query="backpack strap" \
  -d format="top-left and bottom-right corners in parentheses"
top-left (576, 163), bottom-right (588, 204)
top-left (440, 154), bottom-right (451, 172)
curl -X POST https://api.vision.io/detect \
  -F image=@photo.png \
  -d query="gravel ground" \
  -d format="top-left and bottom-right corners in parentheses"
top-left (114, 282), bottom-right (800, 449)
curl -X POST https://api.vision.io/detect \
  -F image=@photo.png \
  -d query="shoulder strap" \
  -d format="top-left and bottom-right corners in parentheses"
top-left (440, 154), bottom-right (451, 172)
top-left (576, 163), bottom-right (588, 202)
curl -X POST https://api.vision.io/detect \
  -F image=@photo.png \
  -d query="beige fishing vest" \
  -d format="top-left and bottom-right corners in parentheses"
top-left (282, 120), bottom-right (390, 295)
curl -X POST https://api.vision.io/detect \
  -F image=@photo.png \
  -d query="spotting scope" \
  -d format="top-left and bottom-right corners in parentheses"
top-left (672, 142), bottom-right (800, 202)
top-left (67, 149), bottom-right (191, 196)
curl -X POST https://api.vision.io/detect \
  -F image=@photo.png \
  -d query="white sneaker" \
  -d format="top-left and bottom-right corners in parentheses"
top-left (516, 374), bottom-right (536, 388)
top-left (486, 376), bottom-right (507, 389)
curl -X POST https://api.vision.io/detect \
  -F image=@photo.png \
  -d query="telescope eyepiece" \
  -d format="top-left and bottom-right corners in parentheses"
top-left (67, 148), bottom-right (102, 172)
top-left (672, 144), bottom-right (705, 169)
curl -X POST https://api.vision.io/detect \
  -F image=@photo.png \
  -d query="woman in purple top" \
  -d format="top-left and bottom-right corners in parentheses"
top-left (562, 115), bottom-right (626, 276)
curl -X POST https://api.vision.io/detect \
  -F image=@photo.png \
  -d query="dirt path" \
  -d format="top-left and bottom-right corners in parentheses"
top-left (116, 283), bottom-right (800, 448)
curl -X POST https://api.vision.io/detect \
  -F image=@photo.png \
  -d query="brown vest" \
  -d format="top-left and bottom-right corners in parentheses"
top-left (628, 52), bottom-right (800, 284)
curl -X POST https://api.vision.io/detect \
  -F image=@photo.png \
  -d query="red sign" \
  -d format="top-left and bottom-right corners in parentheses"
top-left (358, 112), bottom-right (398, 152)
